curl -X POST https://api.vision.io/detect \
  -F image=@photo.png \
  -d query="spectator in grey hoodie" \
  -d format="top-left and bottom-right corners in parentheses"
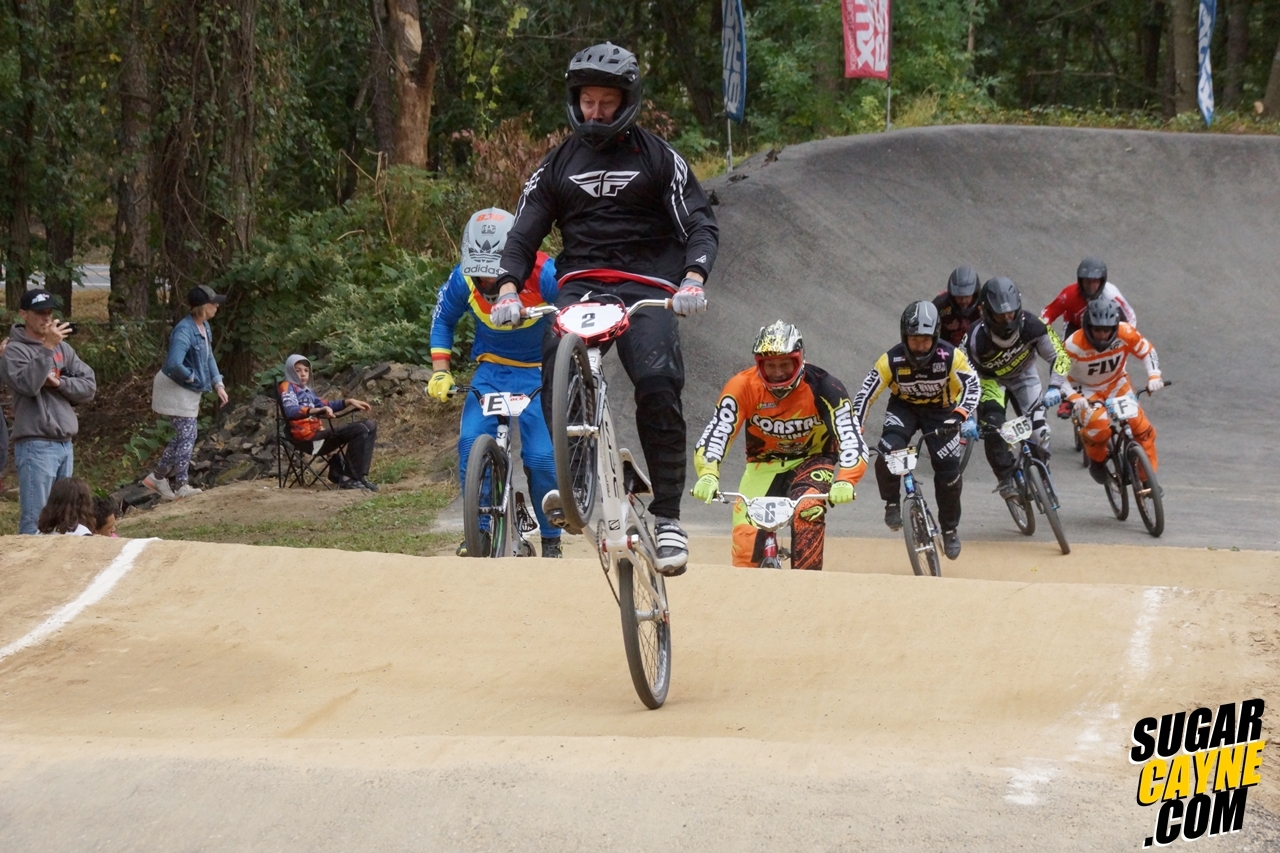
top-left (0, 289), bottom-right (97, 534)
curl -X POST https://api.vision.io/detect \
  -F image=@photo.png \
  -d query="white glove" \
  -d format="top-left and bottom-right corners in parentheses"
top-left (1072, 397), bottom-right (1090, 420)
top-left (490, 292), bottom-right (523, 327)
top-left (1146, 376), bottom-right (1164, 395)
top-left (671, 278), bottom-right (707, 317)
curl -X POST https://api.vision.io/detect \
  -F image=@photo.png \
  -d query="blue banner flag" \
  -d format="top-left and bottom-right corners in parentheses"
top-left (1198, 0), bottom-right (1216, 126)
top-left (722, 0), bottom-right (747, 123)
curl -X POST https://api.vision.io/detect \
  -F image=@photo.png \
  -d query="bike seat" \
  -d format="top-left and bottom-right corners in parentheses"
top-left (620, 448), bottom-right (652, 496)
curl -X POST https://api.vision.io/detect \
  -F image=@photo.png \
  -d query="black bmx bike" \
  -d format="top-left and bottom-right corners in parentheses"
top-left (1083, 384), bottom-right (1170, 538)
top-left (981, 398), bottom-right (1070, 554)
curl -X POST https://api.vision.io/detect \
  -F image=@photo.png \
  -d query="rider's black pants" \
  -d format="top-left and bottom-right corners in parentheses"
top-left (979, 398), bottom-right (1019, 481)
top-left (541, 278), bottom-right (687, 520)
top-left (874, 397), bottom-right (963, 531)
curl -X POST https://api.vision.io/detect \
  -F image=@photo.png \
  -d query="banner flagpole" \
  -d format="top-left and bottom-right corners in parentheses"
top-left (727, 119), bottom-right (734, 171)
top-left (722, 0), bottom-right (746, 171)
top-left (886, 85), bottom-right (891, 131)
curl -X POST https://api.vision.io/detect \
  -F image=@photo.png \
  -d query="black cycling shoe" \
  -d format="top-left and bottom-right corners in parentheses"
top-left (1088, 458), bottom-right (1108, 484)
top-left (942, 528), bottom-right (961, 560)
top-left (997, 477), bottom-right (1020, 500)
top-left (542, 537), bottom-right (563, 559)
top-left (884, 502), bottom-right (902, 531)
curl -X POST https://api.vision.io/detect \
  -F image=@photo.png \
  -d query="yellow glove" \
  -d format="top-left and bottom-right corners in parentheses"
top-left (427, 370), bottom-right (455, 402)
top-left (692, 473), bottom-right (719, 504)
top-left (828, 481), bottom-right (855, 505)
top-left (798, 501), bottom-right (826, 522)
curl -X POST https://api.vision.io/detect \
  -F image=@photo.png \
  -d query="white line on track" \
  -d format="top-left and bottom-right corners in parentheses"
top-left (0, 537), bottom-right (156, 664)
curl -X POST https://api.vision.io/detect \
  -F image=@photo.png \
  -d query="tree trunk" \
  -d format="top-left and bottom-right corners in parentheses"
top-left (1223, 0), bottom-right (1251, 108)
top-left (1264, 29), bottom-right (1280, 116)
top-left (110, 0), bottom-right (153, 320)
top-left (387, 0), bottom-right (454, 169)
top-left (368, 0), bottom-right (395, 161)
top-left (42, 0), bottom-right (77, 318)
top-left (1170, 0), bottom-right (1198, 114)
top-left (1141, 2), bottom-right (1167, 108)
top-left (656, 0), bottom-right (715, 130)
top-left (5, 0), bottom-right (38, 310)
top-left (224, 0), bottom-right (257, 256)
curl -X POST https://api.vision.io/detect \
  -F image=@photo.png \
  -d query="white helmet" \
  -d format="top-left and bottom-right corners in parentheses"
top-left (459, 208), bottom-right (515, 279)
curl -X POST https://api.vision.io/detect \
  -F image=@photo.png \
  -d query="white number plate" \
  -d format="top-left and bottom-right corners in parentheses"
top-left (1105, 393), bottom-right (1140, 421)
top-left (744, 497), bottom-right (796, 530)
top-left (999, 416), bottom-right (1033, 445)
top-left (481, 392), bottom-right (531, 417)
top-left (557, 303), bottom-right (627, 338)
top-left (885, 448), bottom-right (918, 475)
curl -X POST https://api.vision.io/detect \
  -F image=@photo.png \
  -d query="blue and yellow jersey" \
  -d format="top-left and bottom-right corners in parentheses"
top-left (429, 252), bottom-right (558, 368)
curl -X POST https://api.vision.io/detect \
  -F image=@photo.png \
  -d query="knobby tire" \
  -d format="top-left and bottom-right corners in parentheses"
top-left (551, 334), bottom-right (598, 532)
top-left (1104, 448), bottom-right (1129, 521)
top-left (1128, 444), bottom-right (1164, 537)
top-left (463, 434), bottom-right (508, 558)
top-left (1027, 463), bottom-right (1070, 554)
top-left (617, 552), bottom-right (671, 709)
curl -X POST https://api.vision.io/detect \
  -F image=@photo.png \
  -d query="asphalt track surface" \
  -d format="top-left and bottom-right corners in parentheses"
top-left (4, 127), bottom-right (1280, 850)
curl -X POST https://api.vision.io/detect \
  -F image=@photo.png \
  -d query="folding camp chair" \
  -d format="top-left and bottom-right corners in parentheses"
top-left (275, 392), bottom-right (348, 489)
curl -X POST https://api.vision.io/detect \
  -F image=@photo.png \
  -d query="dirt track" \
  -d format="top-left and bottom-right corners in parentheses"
top-left (1, 534), bottom-right (1278, 850)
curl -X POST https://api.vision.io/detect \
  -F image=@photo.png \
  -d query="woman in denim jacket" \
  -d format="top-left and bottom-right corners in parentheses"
top-left (142, 285), bottom-right (230, 500)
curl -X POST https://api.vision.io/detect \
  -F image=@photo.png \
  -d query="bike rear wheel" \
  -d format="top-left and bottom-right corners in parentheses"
top-left (904, 498), bottom-right (942, 577)
top-left (1027, 463), bottom-right (1070, 554)
top-left (1127, 444), bottom-right (1164, 537)
top-left (463, 434), bottom-right (508, 558)
top-left (1103, 448), bottom-right (1129, 520)
top-left (551, 333), bottom-right (598, 532)
top-left (617, 543), bottom-right (671, 709)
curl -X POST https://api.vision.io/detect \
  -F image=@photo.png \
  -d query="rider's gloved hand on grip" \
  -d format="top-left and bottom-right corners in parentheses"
top-left (1146, 376), bottom-right (1164, 394)
top-left (1042, 387), bottom-right (1062, 409)
top-left (672, 278), bottom-right (707, 316)
top-left (1072, 397), bottom-right (1090, 419)
top-left (828, 481), bottom-right (855, 505)
top-left (692, 473), bottom-right (719, 504)
top-left (490, 292), bottom-right (523, 327)
top-left (427, 370), bottom-right (455, 402)
top-left (959, 419), bottom-right (979, 441)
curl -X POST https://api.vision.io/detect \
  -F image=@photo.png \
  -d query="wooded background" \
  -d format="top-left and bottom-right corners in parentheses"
top-left (2, 0), bottom-right (1279, 381)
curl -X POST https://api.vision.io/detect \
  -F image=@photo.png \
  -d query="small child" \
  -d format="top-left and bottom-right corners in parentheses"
top-left (92, 494), bottom-right (120, 537)
top-left (36, 477), bottom-right (95, 536)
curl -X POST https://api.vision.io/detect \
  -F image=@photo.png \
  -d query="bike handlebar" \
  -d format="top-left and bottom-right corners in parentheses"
top-left (519, 297), bottom-right (673, 321)
top-left (707, 489), bottom-right (833, 508)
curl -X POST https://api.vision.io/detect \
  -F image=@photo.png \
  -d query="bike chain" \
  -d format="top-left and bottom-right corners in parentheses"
top-left (596, 519), bottom-right (620, 605)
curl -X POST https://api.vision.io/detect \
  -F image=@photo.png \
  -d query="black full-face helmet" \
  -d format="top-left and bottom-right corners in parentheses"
top-left (900, 300), bottom-right (941, 369)
top-left (1076, 256), bottom-right (1108, 300)
top-left (1084, 297), bottom-right (1121, 351)
top-left (980, 276), bottom-right (1023, 346)
top-left (565, 43), bottom-right (643, 149)
top-left (946, 266), bottom-right (980, 308)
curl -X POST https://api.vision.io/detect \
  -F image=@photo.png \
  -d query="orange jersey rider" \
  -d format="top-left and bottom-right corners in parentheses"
top-left (692, 322), bottom-right (867, 570)
top-left (1065, 298), bottom-right (1164, 483)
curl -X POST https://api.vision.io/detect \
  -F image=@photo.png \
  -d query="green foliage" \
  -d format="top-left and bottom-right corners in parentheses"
top-left (73, 319), bottom-right (168, 385)
top-left (123, 419), bottom-right (176, 467)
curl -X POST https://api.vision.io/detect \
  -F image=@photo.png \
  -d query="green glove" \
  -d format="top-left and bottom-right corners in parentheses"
top-left (427, 370), bottom-right (455, 402)
top-left (798, 503), bottom-right (825, 522)
top-left (828, 481), bottom-right (855, 505)
top-left (692, 473), bottom-right (719, 504)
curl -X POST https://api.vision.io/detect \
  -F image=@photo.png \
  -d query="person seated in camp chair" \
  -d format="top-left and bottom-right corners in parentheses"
top-left (278, 354), bottom-right (378, 490)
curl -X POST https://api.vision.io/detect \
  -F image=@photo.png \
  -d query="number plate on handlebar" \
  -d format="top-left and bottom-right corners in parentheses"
top-left (554, 302), bottom-right (629, 344)
top-left (998, 415), bottom-right (1033, 445)
top-left (884, 448), bottom-right (918, 475)
top-left (1105, 393), bottom-right (1141, 421)
top-left (481, 393), bottom-right (531, 417)
top-left (743, 496), bottom-right (797, 531)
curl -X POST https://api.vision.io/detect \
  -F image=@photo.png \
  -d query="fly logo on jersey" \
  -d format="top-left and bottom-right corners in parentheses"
top-left (832, 401), bottom-right (862, 468)
top-left (750, 414), bottom-right (820, 437)
top-left (1087, 354), bottom-right (1123, 376)
top-left (701, 396), bottom-right (738, 462)
top-left (570, 170), bottom-right (640, 198)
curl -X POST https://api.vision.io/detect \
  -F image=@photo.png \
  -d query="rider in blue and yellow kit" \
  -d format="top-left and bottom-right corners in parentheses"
top-left (428, 208), bottom-right (561, 558)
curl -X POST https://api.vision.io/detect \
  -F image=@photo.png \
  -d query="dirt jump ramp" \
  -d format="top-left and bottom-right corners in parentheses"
top-left (1, 534), bottom-right (1279, 851)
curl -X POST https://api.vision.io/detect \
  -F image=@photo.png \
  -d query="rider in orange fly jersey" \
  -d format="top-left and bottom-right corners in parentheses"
top-left (1065, 298), bottom-right (1164, 485)
top-left (691, 322), bottom-right (867, 570)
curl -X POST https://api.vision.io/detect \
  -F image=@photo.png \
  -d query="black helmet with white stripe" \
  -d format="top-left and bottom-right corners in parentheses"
top-left (1076, 256), bottom-right (1108, 300)
top-left (980, 276), bottom-right (1023, 346)
top-left (565, 43), bottom-right (643, 149)
top-left (900, 300), bottom-right (941, 369)
top-left (1084, 297), bottom-right (1121, 351)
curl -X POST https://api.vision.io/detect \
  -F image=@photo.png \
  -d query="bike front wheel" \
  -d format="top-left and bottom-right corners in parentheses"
top-left (1127, 444), bottom-right (1164, 537)
top-left (463, 434), bottom-right (508, 558)
top-left (551, 333), bottom-right (598, 532)
top-left (1027, 463), bottom-right (1070, 554)
top-left (1006, 471), bottom-right (1035, 536)
top-left (904, 498), bottom-right (942, 577)
top-left (617, 544), bottom-right (671, 709)
top-left (1104, 449), bottom-right (1129, 520)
